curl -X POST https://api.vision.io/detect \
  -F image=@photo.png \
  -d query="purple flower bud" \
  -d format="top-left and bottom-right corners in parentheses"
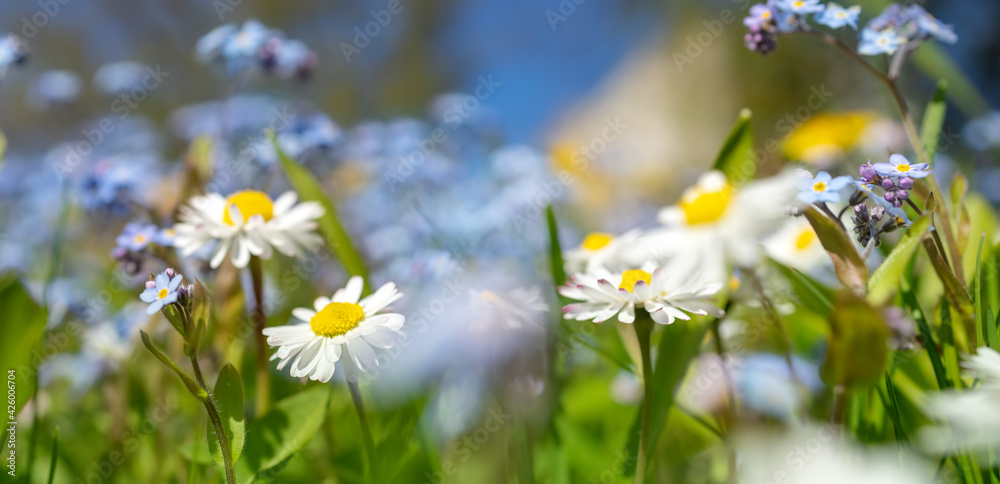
top-left (896, 189), bottom-right (908, 200)
top-left (860, 162), bottom-right (877, 181)
top-left (899, 177), bottom-right (913, 190)
top-left (871, 206), bottom-right (885, 220)
top-left (881, 178), bottom-right (894, 189)
top-left (885, 191), bottom-right (895, 201)
top-left (164, 267), bottom-right (176, 277)
top-left (854, 204), bottom-right (865, 215)
top-left (145, 280), bottom-right (157, 289)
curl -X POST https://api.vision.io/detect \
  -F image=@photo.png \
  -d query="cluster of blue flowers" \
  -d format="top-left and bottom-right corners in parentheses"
top-left (743, 1), bottom-right (955, 56)
top-left (196, 19), bottom-right (317, 82)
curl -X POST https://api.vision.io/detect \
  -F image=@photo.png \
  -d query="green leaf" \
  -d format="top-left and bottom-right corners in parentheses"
top-left (921, 80), bottom-right (948, 161)
top-left (803, 207), bottom-right (868, 295)
top-left (546, 205), bottom-right (566, 288)
top-left (822, 291), bottom-right (890, 389)
top-left (274, 135), bottom-right (370, 293)
top-left (711, 109), bottom-right (755, 185)
top-left (0, 273), bottom-right (46, 413)
top-left (139, 331), bottom-right (208, 401)
top-left (235, 385), bottom-right (331, 483)
top-left (209, 363), bottom-right (246, 467)
top-left (987, 306), bottom-right (999, 353)
top-left (0, 128), bottom-right (6, 167)
top-left (867, 214), bottom-right (932, 305)
top-left (951, 172), bottom-right (968, 218)
top-left (623, 317), bottom-right (708, 475)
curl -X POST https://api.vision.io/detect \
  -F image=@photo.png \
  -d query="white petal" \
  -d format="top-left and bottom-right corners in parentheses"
top-left (291, 307), bottom-right (316, 322)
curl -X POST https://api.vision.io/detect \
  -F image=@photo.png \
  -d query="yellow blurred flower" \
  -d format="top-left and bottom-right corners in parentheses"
top-left (783, 112), bottom-right (877, 165)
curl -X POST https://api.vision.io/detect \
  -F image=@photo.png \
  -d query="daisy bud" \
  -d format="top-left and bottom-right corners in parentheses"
top-left (881, 178), bottom-right (894, 189)
top-left (859, 162), bottom-right (877, 181)
top-left (899, 177), bottom-right (914, 190)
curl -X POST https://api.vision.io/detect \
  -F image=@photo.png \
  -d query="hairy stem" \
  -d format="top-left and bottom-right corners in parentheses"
top-left (633, 311), bottom-right (655, 484)
top-left (248, 256), bottom-right (270, 417)
top-left (348, 379), bottom-right (377, 483)
top-left (191, 356), bottom-right (236, 484)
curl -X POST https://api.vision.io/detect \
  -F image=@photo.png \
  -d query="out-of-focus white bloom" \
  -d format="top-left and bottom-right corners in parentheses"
top-left (173, 190), bottom-right (324, 268)
top-left (610, 370), bottom-right (642, 405)
top-left (625, 170), bottom-right (795, 280)
top-left (736, 425), bottom-right (934, 483)
top-left (559, 264), bottom-right (723, 325)
top-left (920, 347), bottom-right (1000, 456)
top-left (564, 230), bottom-right (641, 273)
top-left (468, 286), bottom-right (549, 331)
top-left (262, 276), bottom-right (405, 383)
top-left (763, 218), bottom-right (828, 274)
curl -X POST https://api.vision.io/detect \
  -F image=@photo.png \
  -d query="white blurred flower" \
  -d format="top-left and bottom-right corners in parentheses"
top-left (173, 190), bottom-right (323, 268)
top-left (763, 218), bottom-right (828, 274)
top-left (564, 230), bottom-right (641, 273)
top-left (736, 424), bottom-right (934, 483)
top-left (263, 276), bottom-right (405, 383)
top-left (920, 347), bottom-right (1000, 456)
top-left (625, 170), bottom-right (795, 280)
top-left (468, 286), bottom-right (549, 331)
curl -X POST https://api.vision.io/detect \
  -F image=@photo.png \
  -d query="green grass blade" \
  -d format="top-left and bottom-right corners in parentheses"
top-left (546, 205), bottom-right (566, 288)
top-left (921, 80), bottom-right (948, 161)
top-left (711, 109), bottom-right (755, 185)
top-left (273, 135), bottom-right (371, 292)
top-left (900, 280), bottom-right (950, 389)
top-left (868, 214), bottom-right (931, 305)
top-left (46, 427), bottom-right (58, 484)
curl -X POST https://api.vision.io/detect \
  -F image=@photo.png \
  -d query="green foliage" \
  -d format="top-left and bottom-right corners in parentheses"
top-left (210, 363), bottom-right (246, 468)
top-left (274, 135), bottom-right (371, 293)
top-left (140, 330), bottom-right (208, 401)
top-left (546, 205), bottom-right (567, 288)
top-left (0, 273), bottom-right (46, 413)
top-left (234, 385), bottom-right (331, 483)
top-left (712, 109), bottom-right (755, 185)
top-left (822, 291), bottom-right (889, 389)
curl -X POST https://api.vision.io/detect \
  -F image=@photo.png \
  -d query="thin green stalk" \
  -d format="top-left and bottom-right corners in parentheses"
top-left (46, 427), bottom-right (58, 484)
top-left (633, 311), bottom-right (655, 484)
top-left (348, 379), bottom-right (377, 483)
top-left (513, 420), bottom-right (535, 484)
top-left (248, 256), bottom-right (270, 417)
top-left (190, 356), bottom-right (236, 484)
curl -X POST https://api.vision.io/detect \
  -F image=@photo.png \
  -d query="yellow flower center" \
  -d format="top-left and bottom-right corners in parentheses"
top-left (480, 290), bottom-right (502, 303)
top-left (680, 182), bottom-right (734, 226)
top-left (762, 10), bottom-right (771, 19)
top-left (793, 1), bottom-right (804, 7)
top-left (896, 164), bottom-right (910, 172)
top-left (582, 233), bottom-right (614, 251)
top-left (794, 227), bottom-right (817, 251)
top-left (134, 234), bottom-right (147, 244)
top-left (729, 275), bottom-right (741, 292)
top-left (310, 302), bottom-right (365, 338)
top-left (619, 269), bottom-right (652, 293)
top-left (836, 11), bottom-right (846, 18)
top-left (812, 181), bottom-right (826, 192)
top-left (222, 191), bottom-right (274, 225)
top-left (157, 288), bottom-right (169, 299)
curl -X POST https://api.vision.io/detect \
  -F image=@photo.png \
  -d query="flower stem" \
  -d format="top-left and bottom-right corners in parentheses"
top-left (348, 379), bottom-right (377, 483)
top-left (633, 310), bottom-right (655, 484)
top-left (190, 356), bottom-right (236, 484)
top-left (248, 255), bottom-right (270, 417)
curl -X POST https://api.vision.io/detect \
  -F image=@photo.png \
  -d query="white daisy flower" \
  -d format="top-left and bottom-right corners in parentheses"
top-left (262, 276), bottom-right (404, 383)
top-left (624, 170), bottom-right (795, 280)
top-left (558, 266), bottom-right (723, 325)
top-left (564, 230), bottom-right (641, 273)
top-left (173, 190), bottom-right (324, 269)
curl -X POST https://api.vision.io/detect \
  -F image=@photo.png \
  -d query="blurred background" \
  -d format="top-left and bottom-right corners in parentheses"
top-left (1, 0), bottom-right (999, 482)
